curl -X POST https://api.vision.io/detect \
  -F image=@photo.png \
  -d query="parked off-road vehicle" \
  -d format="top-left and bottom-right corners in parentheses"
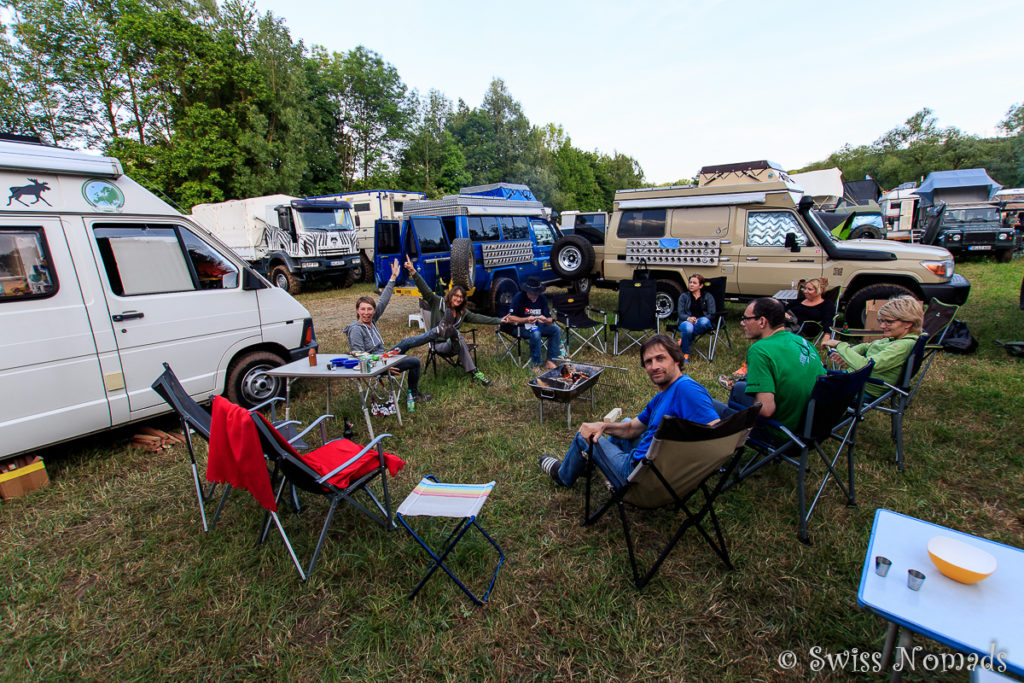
top-left (550, 160), bottom-right (971, 323)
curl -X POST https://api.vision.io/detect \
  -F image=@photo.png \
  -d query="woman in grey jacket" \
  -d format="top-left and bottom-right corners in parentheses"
top-left (343, 259), bottom-right (431, 401)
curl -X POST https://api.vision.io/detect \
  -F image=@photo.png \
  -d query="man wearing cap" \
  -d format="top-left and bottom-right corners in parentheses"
top-left (504, 277), bottom-right (562, 372)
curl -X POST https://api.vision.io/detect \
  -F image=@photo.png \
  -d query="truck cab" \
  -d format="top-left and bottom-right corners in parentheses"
top-left (932, 203), bottom-right (1017, 262)
top-left (375, 183), bottom-right (564, 313)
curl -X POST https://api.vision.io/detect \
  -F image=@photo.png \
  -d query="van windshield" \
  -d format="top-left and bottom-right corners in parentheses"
top-left (946, 207), bottom-right (999, 222)
top-left (295, 209), bottom-right (355, 232)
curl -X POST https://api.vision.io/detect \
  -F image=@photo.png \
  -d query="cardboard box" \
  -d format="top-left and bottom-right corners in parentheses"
top-left (0, 456), bottom-right (50, 500)
top-left (863, 300), bottom-right (887, 342)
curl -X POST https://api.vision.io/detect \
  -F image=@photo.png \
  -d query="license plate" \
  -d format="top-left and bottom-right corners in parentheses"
top-left (967, 245), bottom-right (992, 251)
top-left (329, 260), bottom-right (347, 266)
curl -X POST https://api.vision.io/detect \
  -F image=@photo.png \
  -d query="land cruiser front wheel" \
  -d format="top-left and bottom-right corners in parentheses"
top-left (844, 283), bottom-right (916, 326)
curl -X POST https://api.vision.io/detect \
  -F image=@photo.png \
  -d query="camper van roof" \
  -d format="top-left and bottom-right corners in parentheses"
top-left (0, 138), bottom-right (122, 178)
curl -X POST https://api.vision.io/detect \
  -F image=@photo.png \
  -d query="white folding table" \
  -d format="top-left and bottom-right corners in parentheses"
top-left (265, 354), bottom-right (407, 440)
top-left (857, 508), bottom-right (1023, 680)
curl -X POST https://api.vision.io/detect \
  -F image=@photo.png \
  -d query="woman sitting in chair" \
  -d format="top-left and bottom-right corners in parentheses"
top-left (786, 277), bottom-right (836, 344)
top-left (675, 273), bottom-right (715, 363)
top-left (820, 295), bottom-right (923, 397)
top-left (344, 258), bottom-right (432, 402)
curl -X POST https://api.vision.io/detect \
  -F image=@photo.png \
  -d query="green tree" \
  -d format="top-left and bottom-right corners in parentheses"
top-left (398, 89), bottom-right (469, 196)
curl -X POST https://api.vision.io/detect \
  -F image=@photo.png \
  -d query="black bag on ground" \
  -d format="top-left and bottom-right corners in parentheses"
top-left (941, 320), bottom-right (978, 354)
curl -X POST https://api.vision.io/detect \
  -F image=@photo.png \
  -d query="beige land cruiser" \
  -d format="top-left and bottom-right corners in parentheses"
top-left (549, 160), bottom-right (971, 322)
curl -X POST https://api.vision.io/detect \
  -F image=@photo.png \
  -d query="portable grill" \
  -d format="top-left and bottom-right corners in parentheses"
top-left (528, 362), bottom-right (604, 426)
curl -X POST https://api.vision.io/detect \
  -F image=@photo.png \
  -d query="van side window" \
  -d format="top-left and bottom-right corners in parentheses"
top-left (441, 216), bottom-right (457, 243)
top-left (0, 228), bottom-right (58, 301)
top-left (505, 216), bottom-right (530, 241)
top-left (746, 211), bottom-right (809, 247)
top-left (353, 202), bottom-right (371, 212)
top-left (531, 219), bottom-right (556, 246)
top-left (180, 229), bottom-right (239, 289)
top-left (617, 209), bottom-right (666, 238)
top-left (410, 217), bottom-right (448, 254)
top-left (469, 216), bottom-right (500, 242)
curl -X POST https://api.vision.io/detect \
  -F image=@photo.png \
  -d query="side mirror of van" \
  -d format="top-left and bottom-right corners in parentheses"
top-left (784, 232), bottom-right (801, 252)
top-left (242, 268), bottom-right (268, 291)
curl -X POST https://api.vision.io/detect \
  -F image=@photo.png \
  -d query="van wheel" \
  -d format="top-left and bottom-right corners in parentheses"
top-left (490, 277), bottom-right (519, 316)
top-left (844, 283), bottom-right (916, 326)
top-left (570, 277), bottom-right (592, 295)
top-left (225, 351), bottom-right (285, 408)
top-left (271, 265), bottom-right (301, 295)
top-left (550, 235), bottom-right (595, 279)
top-left (655, 279), bottom-right (683, 319)
top-left (450, 238), bottom-right (475, 289)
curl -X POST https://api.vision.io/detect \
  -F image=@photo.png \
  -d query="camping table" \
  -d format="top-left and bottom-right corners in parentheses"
top-left (857, 509), bottom-right (1024, 681)
top-left (265, 354), bottom-right (407, 440)
top-left (772, 288), bottom-right (800, 301)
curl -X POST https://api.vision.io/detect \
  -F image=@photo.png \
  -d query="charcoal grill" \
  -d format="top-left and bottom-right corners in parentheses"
top-left (528, 362), bottom-right (604, 426)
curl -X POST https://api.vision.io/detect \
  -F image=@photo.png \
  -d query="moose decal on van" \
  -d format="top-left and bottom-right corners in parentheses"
top-left (7, 178), bottom-right (52, 207)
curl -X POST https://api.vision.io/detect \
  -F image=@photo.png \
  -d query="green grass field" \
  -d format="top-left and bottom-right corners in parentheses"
top-left (2, 261), bottom-right (1022, 681)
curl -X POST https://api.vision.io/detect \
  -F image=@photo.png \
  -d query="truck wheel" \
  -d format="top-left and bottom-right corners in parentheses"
top-left (844, 283), bottom-right (916, 326)
top-left (570, 277), bottom-right (592, 295)
top-left (849, 225), bottom-right (883, 239)
top-left (490, 277), bottom-right (519, 316)
top-left (550, 235), bottom-right (595, 279)
top-left (225, 351), bottom-right (285, 408)
top-left (271, 265), bottom-right (301, 295)
top-left (450, 238), bottom-right (475, 289)
top-left (360, 252), bottom-right (375, 282)
top-left (996, 249), bottom-right (1013, 263)
top-left (337, 268), bottom-right (357, 288)
top-left (655, 279), bottom-right (683, 319)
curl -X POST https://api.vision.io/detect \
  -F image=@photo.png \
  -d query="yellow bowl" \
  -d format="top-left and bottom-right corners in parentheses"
top-left (927, 535), bottom-right (997, 584)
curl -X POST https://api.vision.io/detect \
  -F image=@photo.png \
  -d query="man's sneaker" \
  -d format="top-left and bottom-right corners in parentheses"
top-left (472, 371), bottom-right (492, 386)
top-left (531, 365), bottom-right (544, 374)
top-left (718, 374), bottom-right (736, 391)
top-left (538, 455), bottom-right (563, 485)
top-left (731, 361), bottom-right (748, 378)
top-left (412, 392), bottom-right (432, 403)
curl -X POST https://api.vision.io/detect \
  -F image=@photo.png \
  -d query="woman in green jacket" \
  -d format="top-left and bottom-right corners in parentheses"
top-left (821, 296), bottom-right (923, 397)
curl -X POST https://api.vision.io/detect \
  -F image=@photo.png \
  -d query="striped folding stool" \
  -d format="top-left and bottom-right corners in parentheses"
top-left (396, 476), bottom-right (504, 605)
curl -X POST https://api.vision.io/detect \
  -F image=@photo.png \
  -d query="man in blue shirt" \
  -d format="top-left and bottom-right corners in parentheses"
top-left (504, 277), bottom-right (562, 372)
top-left (539, 334), bottom-right (719, 487)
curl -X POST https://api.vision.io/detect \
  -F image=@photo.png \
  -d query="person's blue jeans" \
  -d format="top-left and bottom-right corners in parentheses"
top-left (556, 432), bottom-right (639, 488)
top-left (677, 317), bottom-right (712, 354)
top-left (514, 323), bottom-right (561, 366)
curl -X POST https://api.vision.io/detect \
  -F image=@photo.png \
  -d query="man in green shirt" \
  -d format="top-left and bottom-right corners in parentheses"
top-left (732, 297), bottom-right (825, 432)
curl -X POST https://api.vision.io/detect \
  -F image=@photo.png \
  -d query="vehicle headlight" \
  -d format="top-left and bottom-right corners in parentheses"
top-left (921, 259), bottom-right (954, 278)
top-left (947, 232), bottom-right (961, 241)
top-left (998, 233), bottom-right (1009, 240)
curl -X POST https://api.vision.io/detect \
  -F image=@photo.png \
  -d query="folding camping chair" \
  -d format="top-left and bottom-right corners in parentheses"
top-left (421, 300), bottom-right (478, 378)
top-left (842, 334), bottom-right (930, 471)
top-left (396, 476), bottom-right (505, 605)
top-left (550, 291), bottom-right (607, 356)
top-left (581, 404), bottom-right (760, 589)
top-left (610, 280), bottom-right (659, 356)
top-left (252, 415), bottom-right (404, 580)
top-left (729, 363), bottom-right (874, 544)
top-left (494, 323), bottom-right (529, 367)
top-left (150, 362), bottom-right (330, 532)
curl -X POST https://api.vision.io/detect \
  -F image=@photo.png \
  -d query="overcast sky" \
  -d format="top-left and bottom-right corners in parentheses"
top-left (250, 0), bottom-right (1023, 185)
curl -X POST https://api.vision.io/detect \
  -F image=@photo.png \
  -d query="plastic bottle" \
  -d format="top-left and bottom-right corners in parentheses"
top-left (308, 348), bottom-right (317, 366)
top-left (406, 390), bottom-right (415, 414)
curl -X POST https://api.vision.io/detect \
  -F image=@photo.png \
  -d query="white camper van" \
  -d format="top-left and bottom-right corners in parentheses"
top-left (0, 137), bottom-right (317, 460)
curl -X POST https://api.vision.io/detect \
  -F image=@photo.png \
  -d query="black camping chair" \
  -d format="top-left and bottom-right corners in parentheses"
top-left (842, 334), bottom-right (930, 471)
top-left (909, 299), bottom-right (958, 403)
top-left (494, 322), bottom-right (530, 367)
top-left (150, 363), bottom-right (329, 532)
top-left (252, 415), bottom-right (399, 580)
top-left (682, 276), bottom-right (732, 362)
top-left (549, 291), bottom-right (607, 356)
top-left (729, 363), bottom-right (874, 544)
top-left (610, 280), bottom-right (659, 356)
top-left (581, 403), bottom-right (761, 589)
top-left (422, 300), bottom-right (478, 377)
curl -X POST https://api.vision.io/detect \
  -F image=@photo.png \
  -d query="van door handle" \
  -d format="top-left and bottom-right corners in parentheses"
top-left (112, 311), bottom-right (145, 322)
top-left (745, 257), bottom-right (759, 261)
top-left (790, 259), bottom-right (815, 263)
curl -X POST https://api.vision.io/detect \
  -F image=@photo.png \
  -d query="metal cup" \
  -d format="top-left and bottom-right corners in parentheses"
top-left (875, 556), bottom-right (892, 577)
top-left (907, 569), bottom-right (926, 591)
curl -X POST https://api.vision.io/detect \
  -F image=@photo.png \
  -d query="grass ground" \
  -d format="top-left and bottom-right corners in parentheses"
top-left (2, 261), bottom-right (1022, 681)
